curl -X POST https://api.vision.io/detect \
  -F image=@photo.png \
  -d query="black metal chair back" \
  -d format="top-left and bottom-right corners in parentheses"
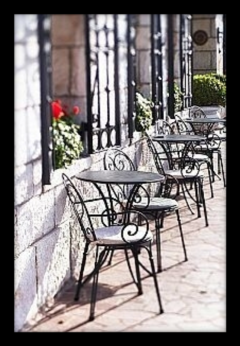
top-left (62, 173), bottom-right (96, 242)
top-left (103, 147), bottom-right (136, 171)
top-left (189, 105), bottom-right (206, 119)
top-left (145, 133), bottom-right (171, 174)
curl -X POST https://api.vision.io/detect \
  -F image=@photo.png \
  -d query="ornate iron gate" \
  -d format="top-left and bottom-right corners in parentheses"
top-left (127, 14), bottom-right (137, 140)
top-left (85, 15), bottom-right (121, 154)
top-left (38, 14), bottom-right (53, 184)
top-left (179, 14), bottom-right (193, 109)
top-left (150, 14), bottom-right (164, 122)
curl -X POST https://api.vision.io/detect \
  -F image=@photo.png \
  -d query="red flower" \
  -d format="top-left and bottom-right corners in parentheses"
top-left (72, 106), bottom-right (80, 115)
top-left (51, 100), bottom-right (64, 120)
top-left (51, 99), bottom-right (81, 119)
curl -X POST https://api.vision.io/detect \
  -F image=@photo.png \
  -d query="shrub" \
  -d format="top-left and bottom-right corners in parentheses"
top-left (192, 73), bottom-right (226, 107)
top-left (135, 92), bottom-right (153, 133)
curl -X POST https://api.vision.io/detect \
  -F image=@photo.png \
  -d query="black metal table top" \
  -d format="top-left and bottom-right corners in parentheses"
top-left (185, 118), bottom-right (226, 124)
top-left (153, 134), bottom-right (205, 142)
top-left (76, 170), bottom-right (165, 185)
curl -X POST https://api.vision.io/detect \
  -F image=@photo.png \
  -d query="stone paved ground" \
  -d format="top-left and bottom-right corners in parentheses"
top-left (23, 143), bottom-right (226, 332)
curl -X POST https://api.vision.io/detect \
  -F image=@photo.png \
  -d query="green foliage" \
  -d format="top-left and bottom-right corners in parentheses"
top-left (135, 92), bottom-right (153, 133)
top-left (174, 82), bottom-right (184, 112)
top-left (52, 116), bottom-right (83, 169)
top-left (208, 73), bottom-right (226, 84)
top-left (192, 73), bottom-right (226, 107)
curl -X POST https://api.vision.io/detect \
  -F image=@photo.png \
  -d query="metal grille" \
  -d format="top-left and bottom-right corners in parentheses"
top-left (150, 15), bottom-right (164, 122)
top-left (127, 14), bottom-right (137, 140)
top-left (180, 14), bottom-right (193, 109)
top-left (223, 14), bottom-right (226, 75)
top-left (85, 15), bottom-right (121, 153)
top-left (167, 15), bottom-right (175, 119)
top-left (38, 14), bottom-right (52, 185)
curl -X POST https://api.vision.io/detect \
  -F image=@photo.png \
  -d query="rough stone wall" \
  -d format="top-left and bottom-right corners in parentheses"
top-left (14, 15), bottom-right (75, 332)
top-left (136, 15), bottom-right (151, 96)
top-left (192, 14), bottom-right (223, 75)
top-left (51, 15), bottom-right (86, 125)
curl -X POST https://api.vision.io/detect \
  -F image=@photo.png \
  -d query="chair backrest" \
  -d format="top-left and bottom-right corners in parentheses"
top-left (103, 148), bottom-right (137, 201)
top-left (103, 147), bottom-right (154, 203)
top-left (145, 133), bottom-right (170, 174)
top-left (155, 119), bottom-right (176, 135)
top-left (174, 115), bottom-right (193, 135)
top-left (189, 105), bottom-right (207, 119)
top-left (145, 133), bottom-right (180, 199)
top-left (62, 173), bottom-right (96, 242)
top-left (103, 148), bottom-right (136, 171)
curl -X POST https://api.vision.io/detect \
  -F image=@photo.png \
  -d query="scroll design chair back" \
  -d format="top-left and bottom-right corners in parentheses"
top-left (103, 148), bottom-right (188, 273)
top-left (146, 133), bottom-right (209, 227)
top-left (172, 116), bottom-right (214, 198)
top-left (173, 114), bottom-right (194, 135)
top-left (62, 173), bottom-right (163, 321)
top-left (155, 119), bottom-right (176, 135)
top-left (194, 132), bottom-right (226, 188)
top-left (182, 113), bottom-right (226, 188)
top-left (189, 105), bottom-right (207, 119)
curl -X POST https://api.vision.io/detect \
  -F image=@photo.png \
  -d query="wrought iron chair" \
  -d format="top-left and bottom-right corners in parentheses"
top-left (146, 133), bottom-right (209, 227)
top-left (103, 148), bottom-right (188, 273)
top-left (175, 115), bottom-right (225, 188)
top-left (171, 116), bottom-right (214, 197)
top-left (62, 173), bottom-right (164, 321)
top-left (194, 132), bottom-right (226, 187)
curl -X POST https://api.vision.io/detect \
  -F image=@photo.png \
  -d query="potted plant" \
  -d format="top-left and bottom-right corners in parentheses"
top-left (135, 92), bottom-right (153, 133)
top-left (51, 99), bottom-right (83, 169)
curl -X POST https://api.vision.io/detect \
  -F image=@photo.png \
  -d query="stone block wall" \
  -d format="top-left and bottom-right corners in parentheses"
top-left (51, 15), bottom-right (86, 126)
top-left (14, 15), bottom-right (88, 332)
top-left (192, 14), bottom-right (223, 75)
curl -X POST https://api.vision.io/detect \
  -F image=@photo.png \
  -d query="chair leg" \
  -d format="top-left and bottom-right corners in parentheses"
top-left (147, 244), bottom-right (164, 314)
top-left (89, 248), bottom-right (107, 321)
top-left (175, 209), bottom-right (188, 261)
top-left (89, 266), bottom-right (99, 321)
top-left (219, 152), bottom-right (226, 187)
top-left (107, 249), bottom-right (114, 265)
top-left (74, 243), bottom-right (89, 301)
top-left (207, 162), bottom-right (214, 198)
top-left (181, 182), bottom-right (195, 215)
top-left (155, 216), bottom-right (162, 273)
top-left (131, 247), bottom-right (143, 295)
top-left (199, 179), bottom-right (209, 227)
top-left (210, 153), bottom-right (215, 182)
top-left (217, 150), bottom-right (221, 174)
top-left (194, 180), bottom-right (201, 218)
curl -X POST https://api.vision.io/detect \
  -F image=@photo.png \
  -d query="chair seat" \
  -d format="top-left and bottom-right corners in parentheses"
top-left (133, 197), bottom-right (178, 210)
top-left (95, 225), bottom-right (153, 244)
top-left (195, 143), bottom-right (219, 150)
top-left (208, 132), bottom-right (226, 141)
top-left (165, 169), bottom-right (204, 179)
top-left (188, 153), bottom-right (210, 162)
